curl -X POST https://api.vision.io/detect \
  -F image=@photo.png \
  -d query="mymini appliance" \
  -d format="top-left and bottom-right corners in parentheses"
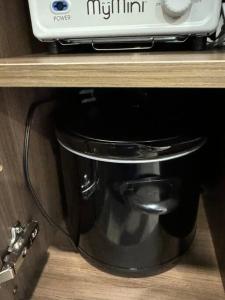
top-left (28, 0), bottom-right (222, 49)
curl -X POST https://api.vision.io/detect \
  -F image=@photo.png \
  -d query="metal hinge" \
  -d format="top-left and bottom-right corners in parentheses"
top-left (0, 220), bottom-right (39, 285)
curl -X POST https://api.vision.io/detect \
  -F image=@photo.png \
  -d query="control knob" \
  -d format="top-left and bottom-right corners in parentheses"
top-left (162, 0), bottom-right (192, 18)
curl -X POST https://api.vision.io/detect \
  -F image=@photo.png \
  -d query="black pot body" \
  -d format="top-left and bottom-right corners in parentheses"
top-left (59, 146), bottom-right (201, 276)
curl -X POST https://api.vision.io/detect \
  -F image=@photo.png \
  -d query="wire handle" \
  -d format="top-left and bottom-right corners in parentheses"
top-left (91, 40), bottom-right (155, 51)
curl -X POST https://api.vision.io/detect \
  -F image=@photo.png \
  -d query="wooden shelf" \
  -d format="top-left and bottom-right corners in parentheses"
top-left (0, 51), bottom-right (225, 88)
top-left (31, 201), bottom-right (224, 300)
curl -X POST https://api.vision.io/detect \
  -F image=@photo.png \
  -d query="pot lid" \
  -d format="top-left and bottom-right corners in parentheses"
top-left (55, 90), bottom-right (206, 163)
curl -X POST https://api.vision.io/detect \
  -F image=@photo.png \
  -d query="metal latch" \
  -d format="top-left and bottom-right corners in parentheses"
top-left (0, 220), bottom-right (39, 285)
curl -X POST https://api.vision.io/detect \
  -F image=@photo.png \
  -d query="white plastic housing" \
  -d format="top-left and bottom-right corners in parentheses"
top-left (28, 0), bottom-right (222, 41)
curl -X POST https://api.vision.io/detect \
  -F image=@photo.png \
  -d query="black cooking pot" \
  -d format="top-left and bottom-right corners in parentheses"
top-left (56, 91), bottom-right (206, 276)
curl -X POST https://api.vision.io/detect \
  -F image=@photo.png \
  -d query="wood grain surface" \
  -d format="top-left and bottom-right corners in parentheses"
top-left (204, 180), bottom-right (225, 291)
top-left (0, 2), bottom-right (57, 299)
top-left (0, 51), bottom-right (225, 87)
top-left (0, 89), bottom-right (65, 300)
top-left (0, 2), bottom-right (44, 59)
top-left (31, 201), bottom-right (225, 300)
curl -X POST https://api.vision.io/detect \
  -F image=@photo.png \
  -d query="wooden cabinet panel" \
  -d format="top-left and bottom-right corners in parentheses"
top-left (0, 88), bottom-right (63, 299)
top-left (205, 181), bottom-right (225, 291)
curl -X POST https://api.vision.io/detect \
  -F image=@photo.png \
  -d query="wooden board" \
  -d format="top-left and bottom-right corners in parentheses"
top-left (204, 181), bottom-right (225, 291)
top-left (0, 51), bottom-right (225, 87)
top-left (0, 2), bottom-right (44, 59)
top-left (31, 201), bottom-right (225, 300)
top-left (0, 3), bottom-right (59, 299)
top-left (0, 88), bottom-right (64, 300)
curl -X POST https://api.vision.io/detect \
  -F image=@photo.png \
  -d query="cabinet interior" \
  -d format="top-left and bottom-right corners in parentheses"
top-left (0, 2), bottom-right (225, 299)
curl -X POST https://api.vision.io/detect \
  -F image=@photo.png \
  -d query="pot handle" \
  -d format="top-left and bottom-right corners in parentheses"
top-left (121, 177), bottom-right (180, 215)
top-left (131, 196), bottom-right (179, 215)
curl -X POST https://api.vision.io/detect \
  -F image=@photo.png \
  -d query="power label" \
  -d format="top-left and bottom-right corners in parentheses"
top-left (53, 14), bottom-right (71, 21)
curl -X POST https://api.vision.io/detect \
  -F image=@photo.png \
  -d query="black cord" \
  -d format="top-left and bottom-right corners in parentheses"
top-left (23, 99), bottom-right (76, 247)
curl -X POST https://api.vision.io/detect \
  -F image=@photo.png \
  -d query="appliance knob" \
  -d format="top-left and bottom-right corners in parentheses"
top-left (162, 0), bottom-right (192, 18)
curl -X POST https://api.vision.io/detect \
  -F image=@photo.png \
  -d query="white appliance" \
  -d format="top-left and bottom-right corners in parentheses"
top-left (28, 0), bottom-right (222, 47)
